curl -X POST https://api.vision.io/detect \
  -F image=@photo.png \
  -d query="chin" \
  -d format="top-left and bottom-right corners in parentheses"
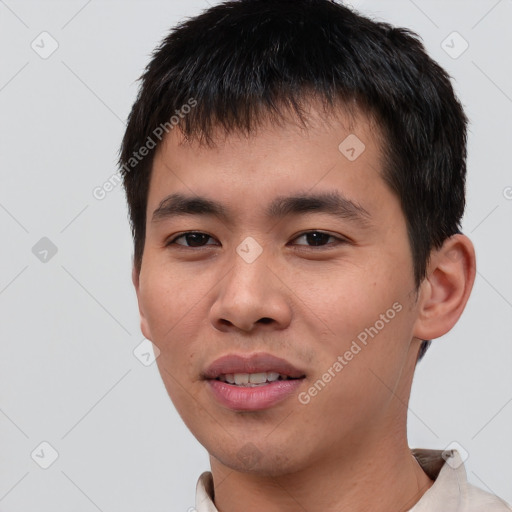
top-left (210, 442), bottom-right (301, 476)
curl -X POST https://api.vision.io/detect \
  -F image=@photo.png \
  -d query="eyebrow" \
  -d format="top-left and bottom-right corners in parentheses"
top-left (151, 191), bottom-right (372, 227)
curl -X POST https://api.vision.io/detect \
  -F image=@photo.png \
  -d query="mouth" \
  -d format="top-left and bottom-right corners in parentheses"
top-left (202, 353), bottom-right (306, 411)
top-left (215, 371), bottom-right (303, 387)
top-left (202, 352), bottom-right (306, 382)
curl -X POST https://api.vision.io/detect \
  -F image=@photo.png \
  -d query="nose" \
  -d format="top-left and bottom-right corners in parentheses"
top-left (208, 246), bottom-right (293, 333)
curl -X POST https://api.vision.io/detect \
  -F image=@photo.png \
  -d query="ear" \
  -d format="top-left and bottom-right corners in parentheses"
top-left (132, 263), bottom-right (152, 341)
top-left (413, 234), bottom-right (476, 341)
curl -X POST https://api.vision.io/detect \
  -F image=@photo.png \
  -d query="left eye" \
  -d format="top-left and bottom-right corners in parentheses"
top-left (292, 231), bottom-right (341, 247)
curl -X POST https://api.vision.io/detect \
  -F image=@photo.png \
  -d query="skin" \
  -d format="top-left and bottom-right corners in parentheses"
top-left (133, 104), bottom-right (476, 512)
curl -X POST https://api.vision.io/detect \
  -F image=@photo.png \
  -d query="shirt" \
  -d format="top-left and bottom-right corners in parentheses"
top-left (194, 448), bottom-right (512, 511)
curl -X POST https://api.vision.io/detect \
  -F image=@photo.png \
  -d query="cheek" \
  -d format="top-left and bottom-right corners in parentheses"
top-left (290, 256), bottom-right (410, 340)
top-left (144, 270), bottom-right (205, 416)
top-left (293, 259), bottom-right (415, 404)
top-left (140, 262), bottom-right (207, 333)
top-left (139, 266), bottom-right (208, 383)
top-left (299, 309), bottom-right (415, 437)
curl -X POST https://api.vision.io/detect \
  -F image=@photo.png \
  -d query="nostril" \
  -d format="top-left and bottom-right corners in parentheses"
top-left (258, 317), bottom-right (273, 324)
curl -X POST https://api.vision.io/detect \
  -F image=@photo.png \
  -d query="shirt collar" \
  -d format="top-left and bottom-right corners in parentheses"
top-left (194, 449), bottom-right (467, 512)
top-left (407, 448), bottom-right (466, 511)
top-left (195, 470), bottom-right (218, 512)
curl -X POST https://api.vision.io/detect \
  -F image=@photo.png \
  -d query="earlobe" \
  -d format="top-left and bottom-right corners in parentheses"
top-left (132, 264), bottom-right (152, 341)
top-left (413, 234), bottom-right (476, 341)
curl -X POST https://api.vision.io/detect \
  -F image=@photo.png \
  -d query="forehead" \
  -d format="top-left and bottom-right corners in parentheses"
top-left (146, 104), bottom-right (393, 223)
top-left (170, 100), bottom-right (383, 155)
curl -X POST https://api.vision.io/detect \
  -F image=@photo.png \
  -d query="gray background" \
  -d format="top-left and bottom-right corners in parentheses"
top-left (0, 0), bottom-right (511, 510)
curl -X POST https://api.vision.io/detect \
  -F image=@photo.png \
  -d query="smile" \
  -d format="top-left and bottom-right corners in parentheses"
top-left (203, 353), bottom-right (306, 410)
top-left (216, 371), bottom-right (299, 386)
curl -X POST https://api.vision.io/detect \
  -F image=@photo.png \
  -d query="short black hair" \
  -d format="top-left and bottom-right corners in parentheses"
top-left (119, 0), bottom-right (468, 359)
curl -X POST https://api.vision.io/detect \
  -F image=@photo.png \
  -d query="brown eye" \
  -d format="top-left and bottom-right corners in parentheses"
top-left (292, 231), bottom-right (345, 247)
top-left (167, 232), bottom-right (218, 247)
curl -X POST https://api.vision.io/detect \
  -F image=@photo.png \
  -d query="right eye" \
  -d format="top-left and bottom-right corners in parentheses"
top-left (165, 231), bottom-right (220, 248)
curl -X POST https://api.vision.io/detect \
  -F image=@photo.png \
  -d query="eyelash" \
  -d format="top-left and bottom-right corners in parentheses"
top-left (165, 230), bottom-right (349, 250)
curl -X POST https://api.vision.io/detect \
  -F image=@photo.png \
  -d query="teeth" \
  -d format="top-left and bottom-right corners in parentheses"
top-left (217, 371), bottom-right (291, 386)
top-left (266, 372), bottom-right (280, 382)
top-left (249, 372), bottom-right (267, 384)
top-left (234, 373), bottom-right (249, 385)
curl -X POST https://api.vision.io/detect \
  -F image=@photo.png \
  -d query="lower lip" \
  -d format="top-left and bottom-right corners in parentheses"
top-left (207, 378), bottom-right (304, 411)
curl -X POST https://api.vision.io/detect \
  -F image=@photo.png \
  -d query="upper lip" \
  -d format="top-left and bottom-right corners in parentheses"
top-left (202, 353), bottom-right (306, 380)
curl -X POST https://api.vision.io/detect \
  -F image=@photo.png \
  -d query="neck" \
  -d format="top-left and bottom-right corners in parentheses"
top-left (209, 432), bottom-right (433, 512)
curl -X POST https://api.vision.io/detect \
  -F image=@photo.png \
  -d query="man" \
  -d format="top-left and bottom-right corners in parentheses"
top-left (119, 0), bottom-right (511, 510)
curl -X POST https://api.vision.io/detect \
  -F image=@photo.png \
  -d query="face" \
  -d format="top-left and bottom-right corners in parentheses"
top-left (134, 106), bottom-right (424, 476)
